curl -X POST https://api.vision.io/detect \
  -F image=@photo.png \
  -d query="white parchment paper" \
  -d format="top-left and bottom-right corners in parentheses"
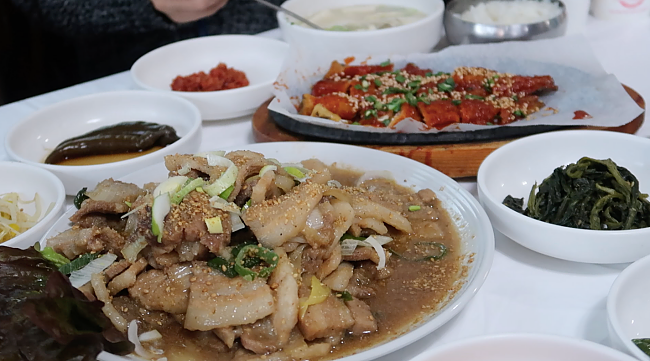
top-left (269, 35), bottom-right (644, 134)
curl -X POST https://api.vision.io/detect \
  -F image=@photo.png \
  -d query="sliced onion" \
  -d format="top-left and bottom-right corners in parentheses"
top-left (230, 213), bottom-right (245, 232)
top-left (209, 196), bottom-right (241, 215)
top-left (306, 207), bottom-right (324, 230)
top-left (340, 239), bottom-right (358, 256)
top-left (139, 330), bottom-right (163, 342)
top-left (122, 236), bottom-right (148, 263)
top-left (128, 320), bottom-right (155, 359)
top-left (195, 151), bottom-right (226, 165)
top-left (69, 253), bottom-right (118, 288)
top-left (323, 188), bottom-right (351, 203)
top-left (153, 176), bottom-right (188, 198)
top-left (177, 164), bottom-right (191, 176)
top-left (362, 235), bottom-right (387, 270)
top-left (267, 158), bottom-right (281, 166)
top-left (356, 170), bottom-right (395, 186)
top-left (274, 174), bottom-right (295, 193)
top-left (359, 235), bottom-right (393, 247)
top-left (151, 193), bottom-right (171, 243)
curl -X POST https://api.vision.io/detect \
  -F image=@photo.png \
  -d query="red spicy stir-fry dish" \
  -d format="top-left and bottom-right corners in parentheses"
top-left (298, 60), bottom-right (558, 129)
top-left (171, 63), bottom-right (249, 92)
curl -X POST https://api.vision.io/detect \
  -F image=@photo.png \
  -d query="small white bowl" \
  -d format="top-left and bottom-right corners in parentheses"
top-left (477, 130), bottom-right (650, 264)
top-left (131, 35), bottom-right (289, 120)
top-left (5, 90), bottom-right (202, 196)
top-left (607, 253), bottom-right (650, 360)
top-left (0, 161), bottom-right (65, 249)
top-left (278, 0), bottom-right (445, 55)
top-left (411, 334), bottom-right (638, 361)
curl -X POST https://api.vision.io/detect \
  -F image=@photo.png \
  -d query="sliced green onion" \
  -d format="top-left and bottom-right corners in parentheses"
top-left (513, 109), bottom-right (525, 117)
top-left (465, 94), bottom-right (484, 100)
top-left (284, 166), bottom-right (306, 179)
top-left (204, 164), bottom-right (239, 197)
top-left (452, 100), bottom-right (462, 106)
top-left (219, 185), bottom-right (235, 200)
top-left (374, 79), bottom-right (382, 87)
top-left (153, 176), bottom-right (188, 198)
top-left (36, 244), bottom-right (70, 268)
top-left (395, 74), bottom-right (406, 83)
top-left (380, 60), bottom-right (391, 66)
top-left (408, 205), bottom-right (421, 211)
top-left (73, 187), bottom-right (89, 209)
top-left (151, 193), bottom-right (171, 243)
top-left (336, 291), bottom-right (353, 301)
top-left (205, 216), bottom-right (223, 234)
top-left (259, 165), bottom-right (277, 177)
top-left (170, 178), bottom-right (204, 204)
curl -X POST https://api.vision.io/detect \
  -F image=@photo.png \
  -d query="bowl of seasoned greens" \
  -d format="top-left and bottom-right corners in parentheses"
top-left (477, 129), bottom-right (650, 264)
top-left (607, 253), bottom-right (650, 360)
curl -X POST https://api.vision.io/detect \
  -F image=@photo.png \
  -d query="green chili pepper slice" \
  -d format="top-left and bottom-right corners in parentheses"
top-left (234, 245), bottom-right (279, 281)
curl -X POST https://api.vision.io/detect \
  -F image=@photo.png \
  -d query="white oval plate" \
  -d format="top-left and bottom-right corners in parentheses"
top-left (42, 142), bottom-right (495, 361)
top-left (410, 333), bottom-right (638, 361)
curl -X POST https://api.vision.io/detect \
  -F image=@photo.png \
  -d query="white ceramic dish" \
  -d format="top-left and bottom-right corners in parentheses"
top-left (42, 142), bottom-right (495, 361)
top-left (410, 333), bottom-right (639, 361)
top-left (278, 0), bottom-right (444, 55)
top-left (0, 161), bottom-right (65, 249)
top-left (477, 129), bottom-right (650, 264)
top-left (131, 35), bottom-right (289, 120)
top-left (607, 253), bottom-right (650, 360)
top-left (5, 90), bottom-right (202, 196)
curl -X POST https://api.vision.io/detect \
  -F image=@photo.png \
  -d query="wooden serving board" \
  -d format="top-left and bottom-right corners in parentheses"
top-left (252, 85), bottom-right (645, 178)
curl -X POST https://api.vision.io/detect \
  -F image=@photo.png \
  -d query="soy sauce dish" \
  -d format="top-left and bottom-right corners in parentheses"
top-left (5, 90), bottom-right (202, 195)
top-left (477, 130), bottom-right (650, 264)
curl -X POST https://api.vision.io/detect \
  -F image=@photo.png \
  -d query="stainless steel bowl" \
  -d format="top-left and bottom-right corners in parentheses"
top-left (444, 0), bottom-right (567, 45)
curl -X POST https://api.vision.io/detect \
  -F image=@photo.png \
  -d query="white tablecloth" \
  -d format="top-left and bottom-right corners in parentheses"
top-left (1, 18), bottom-right (649, 360)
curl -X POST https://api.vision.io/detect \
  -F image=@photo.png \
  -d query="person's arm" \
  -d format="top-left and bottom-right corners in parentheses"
top-left (10, 0), bottom-right (227, 36)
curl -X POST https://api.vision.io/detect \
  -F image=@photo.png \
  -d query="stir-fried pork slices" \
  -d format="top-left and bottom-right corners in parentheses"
top-left (42, 150), bottom-right (460, 361)
top-left (298, 294), bottom-right (355, 341)
top-left (162, 191), bottom-right (231, 254)
top-left (129, 263), bottom-right (193, 315)
top-left (242, 183), bottom-right (326, 248)
top-left (48, 225), bottom-right (125, 259)
top-left (184, 264), bottom-right (275, 331)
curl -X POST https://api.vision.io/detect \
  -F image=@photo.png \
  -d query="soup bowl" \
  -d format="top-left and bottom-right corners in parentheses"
top-left (5, 90), bottom-right (202, 195)
top-left (278, 0), bottom-right (445, 55)
top-left (477, 130), bottom-right (650, 264)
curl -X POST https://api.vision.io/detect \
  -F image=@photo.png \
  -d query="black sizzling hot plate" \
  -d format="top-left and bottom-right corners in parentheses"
top-left (269, 110), bottom-right (567, 145)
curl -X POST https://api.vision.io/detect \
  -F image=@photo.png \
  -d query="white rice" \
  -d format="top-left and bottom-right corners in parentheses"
top-left (460, 0), bottom-right (562, 25)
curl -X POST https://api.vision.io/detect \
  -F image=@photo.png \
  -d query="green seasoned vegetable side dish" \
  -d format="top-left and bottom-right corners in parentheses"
top-left (633, 338), bottom-right (650, 357)
top-left (503, 157), bottom-right (650, 230)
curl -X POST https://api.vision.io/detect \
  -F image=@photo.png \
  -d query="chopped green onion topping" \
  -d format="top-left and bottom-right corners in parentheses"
top-left (434, 71), bottom-right (448, 76)
top-left (351, 121), bottom-right (360, 125)
top-left (512, 95), bottom-right (519, 101)
top-left (374, 79), bottom-right (382, 87)
top-left (405, 92), bottom-right (418, 107)
top-left (437, 77), bottom-right (455, 92)
top-left (361, 80), bottom-right (370, 88)
top-left (380, 60), bottom-right (391, 67)
top-left (407, 80), bottom-right (421, 89)
top-left (386, 97), bottom-right (405, 112)
top-left (383, 87), bottom-right (411, 95)
top-left (452, 100), bottom-right (462, 106)
top-left (354, 84), bottom-right (363, 90)
top-left (382, 118), bottom-right (391, 126)
top-left (395, 74), bottom-right (406, 83)
top-left (486, 122), bottom-right (493, 125)
top-left (408, 205), bottom-right (421, 211)
top-left (513, 110), bottom-right (525, 117)
top-left (465, 94), bottom-right (485, 100)
top-left (425, 72), bottom-right (433, 77)
top-left (364, 109), bottom-right (378, 119)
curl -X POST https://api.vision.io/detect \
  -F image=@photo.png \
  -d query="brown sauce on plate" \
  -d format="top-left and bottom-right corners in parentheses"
top-left (54, 146), bottom-right (163, 166)
top-left (111, 168), bottom-right (465, 361)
